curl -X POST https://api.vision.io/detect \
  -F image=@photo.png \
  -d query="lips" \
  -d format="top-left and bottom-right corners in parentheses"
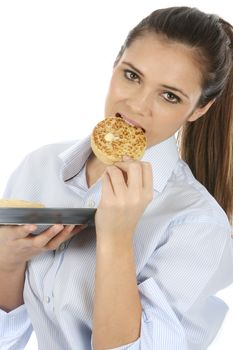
top-left (115, 113), bottom-right (145, 132)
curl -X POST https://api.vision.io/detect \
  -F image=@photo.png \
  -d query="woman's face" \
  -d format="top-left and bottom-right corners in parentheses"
top-left (104, 33), bottom-right (211, 148)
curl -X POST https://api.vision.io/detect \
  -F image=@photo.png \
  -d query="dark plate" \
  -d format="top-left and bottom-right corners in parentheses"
top-left (0, 208), bottom-right (96, 234)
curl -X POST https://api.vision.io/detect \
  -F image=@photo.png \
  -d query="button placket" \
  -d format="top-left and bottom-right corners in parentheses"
top-left (44, 296), bottom-right (51, 304)
top-left (87, 199), bottom-right (96, 208)
top-left (42, 250), bottom-right (65, 314)
top-left (59, 242), bottom-right (66, 251)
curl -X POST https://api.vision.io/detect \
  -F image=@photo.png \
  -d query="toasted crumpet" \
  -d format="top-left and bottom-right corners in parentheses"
top-left (91, 117), bottom-right (147, 164)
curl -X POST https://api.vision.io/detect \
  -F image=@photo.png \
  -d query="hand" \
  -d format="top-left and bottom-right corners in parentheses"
top-left (95, 157), bottom-right (153, 243)
top-left (0, 224), bottom-right (87, 272)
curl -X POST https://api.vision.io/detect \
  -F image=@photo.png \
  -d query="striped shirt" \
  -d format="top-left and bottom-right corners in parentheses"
top-left (0, 134), bottom-right (233, 350)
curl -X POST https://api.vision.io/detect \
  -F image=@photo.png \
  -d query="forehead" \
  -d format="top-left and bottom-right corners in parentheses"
top-left (119, 33), bottom-right (203, 94)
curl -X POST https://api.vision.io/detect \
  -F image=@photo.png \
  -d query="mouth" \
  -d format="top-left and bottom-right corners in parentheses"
top-left (115, 113), bottom-right (146, 133)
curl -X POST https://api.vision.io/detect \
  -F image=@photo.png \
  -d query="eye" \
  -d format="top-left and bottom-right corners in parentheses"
top-left (124, 69), bottom-right (140, 83)
top-left (162, 91), bottom-right (181, 104)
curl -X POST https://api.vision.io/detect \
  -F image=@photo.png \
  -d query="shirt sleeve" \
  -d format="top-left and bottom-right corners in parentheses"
top-left (1, 156), bottom-right (34, 349)
top-left (90, 276), bottom-right (188, 350)
top-left (0, 304), bottom-right (33, 350)
top-left (91, 221), bottom-right (233, 350)
top-left (2, 153), bottom-right (31, 198)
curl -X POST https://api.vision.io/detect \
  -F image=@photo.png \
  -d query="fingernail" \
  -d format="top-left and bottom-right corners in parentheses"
top-left (123, 155), bottom-right (132, 161)
top-left (27, 225), bottom-right (37, 232)
top-left (81, 223), bottom-right (88, 229)
top-left (52, 224), bottom-right (64, 233)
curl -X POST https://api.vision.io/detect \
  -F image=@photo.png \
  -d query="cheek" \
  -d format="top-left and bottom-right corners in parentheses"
top-left (110, 71), bottom-right (137, 100)
top-left (109, 77), bottom-right (128, 100)
top-left (150, 105), bottom-right (189, 135)
top-left (154, 101), bottom-right (191, 124)
top-left (104, 79), bottom-right (124, 114)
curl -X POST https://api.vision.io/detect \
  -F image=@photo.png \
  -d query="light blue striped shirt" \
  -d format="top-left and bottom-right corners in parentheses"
top-left (1, 135), bottom-right (233, 350)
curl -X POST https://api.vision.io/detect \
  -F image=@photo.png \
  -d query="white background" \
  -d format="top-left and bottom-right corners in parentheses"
top-left (0, 1), bottom-right (232, 349)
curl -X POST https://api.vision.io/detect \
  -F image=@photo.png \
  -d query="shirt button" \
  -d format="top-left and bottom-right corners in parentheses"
top-left (44, 296), bottom-right (51, 304)
top-left (59, 242), bottom-right (66, 251)
top-left (87, 199), bottom-right (95, 208)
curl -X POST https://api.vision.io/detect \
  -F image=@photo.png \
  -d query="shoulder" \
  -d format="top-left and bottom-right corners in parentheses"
top-left (3, 140), bottom-right (78, 199)
top-left (26, 140), bottom-right (77, 161)
top-left (6, 140), bottom-right (78, 184)
top-left (166, 159), bottom-right (231, 231)
top-left (16, 140), bottom-right (77, 171)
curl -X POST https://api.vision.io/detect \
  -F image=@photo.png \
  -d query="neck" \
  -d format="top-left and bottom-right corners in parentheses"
top-left (86, 153), bottom-right (107, 187)
top-left (88, 152), bottom-right (107, 171)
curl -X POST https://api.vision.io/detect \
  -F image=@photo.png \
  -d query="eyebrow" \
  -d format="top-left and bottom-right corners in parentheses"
top-left (122, 61), bottom-right (189, 100)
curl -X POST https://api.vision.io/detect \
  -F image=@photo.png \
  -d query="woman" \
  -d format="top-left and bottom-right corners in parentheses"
top-left (0, 6), bottom-right (233, 350)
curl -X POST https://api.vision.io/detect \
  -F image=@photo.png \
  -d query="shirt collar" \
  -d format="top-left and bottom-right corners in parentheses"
top-left (58, 134), bottom-right (180, 193)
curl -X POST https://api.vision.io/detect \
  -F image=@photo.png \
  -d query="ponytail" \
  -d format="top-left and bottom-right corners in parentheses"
top-left (177, 35), bottom-right (233, 226)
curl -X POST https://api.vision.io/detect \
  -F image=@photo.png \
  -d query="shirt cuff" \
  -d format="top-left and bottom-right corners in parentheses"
top-left (91, 335), bottom-right (140, 350)
top-left (0, 304), bottom-right (31, 337)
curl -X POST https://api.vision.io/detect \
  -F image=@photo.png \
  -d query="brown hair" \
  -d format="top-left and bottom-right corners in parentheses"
top-left (115, 7), bottom-right (233, 225)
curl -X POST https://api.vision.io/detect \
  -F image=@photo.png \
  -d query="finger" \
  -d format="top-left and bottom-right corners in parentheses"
top-left (114, 159), bottom-right (134, 185)
top-left (70, 224), bottom-right (88, 235)
top-left (116, 161), bottom-right (143, 191)
top-left (142, 162), bottom-right (153, 200)
top-left (44, 224), bottom-right (87, 250)
top-left (127, 163), bottom-right (143, 191)
top-left (28, 224), bottom-right (65, 248)
top-left (105, 166), bottom-right (127, 195)
top-left (44, 225), bottom-right (75, 250)
top-left (114, 159), bottom-right (139, 173)
top-left (122, 155), bottom-right (133, 161)
top-left (101, 170), bottom-right (115, 198)
top-left (115, 161), bottom-right (143, 190)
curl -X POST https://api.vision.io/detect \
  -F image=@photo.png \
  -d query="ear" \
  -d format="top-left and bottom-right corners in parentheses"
top-left (187, 99), bottom-right (216, 122)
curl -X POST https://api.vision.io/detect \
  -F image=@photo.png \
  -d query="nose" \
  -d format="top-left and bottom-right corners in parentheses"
top-left (126, 89), bottom-right (152, 117)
